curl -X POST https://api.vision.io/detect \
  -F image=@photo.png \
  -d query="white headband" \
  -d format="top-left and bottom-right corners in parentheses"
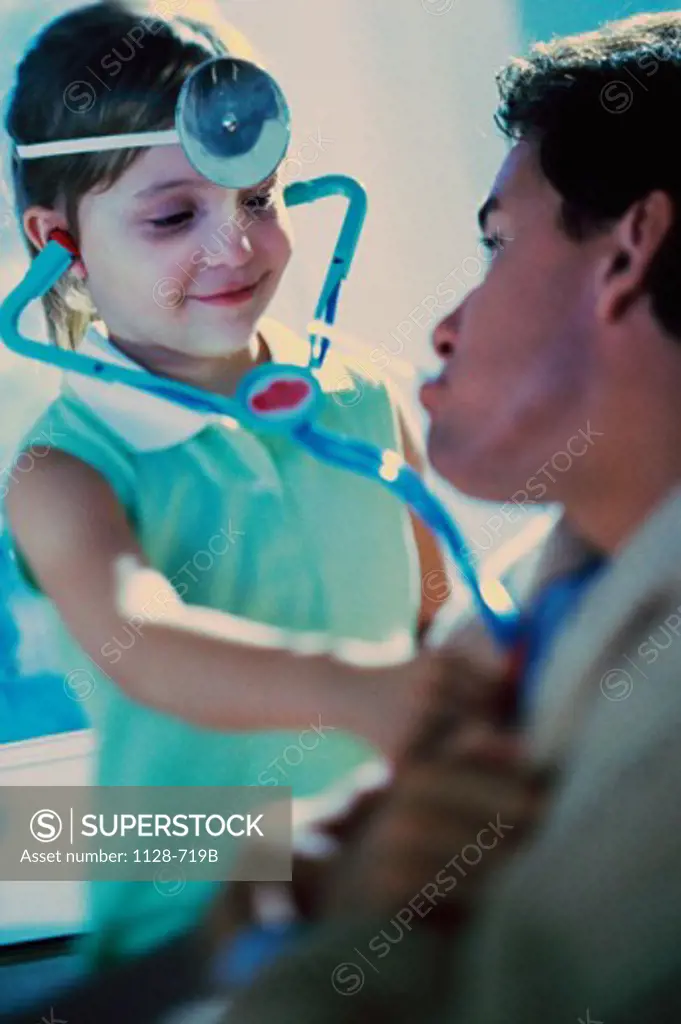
top-left (15, 129), bottom-right (180, 159)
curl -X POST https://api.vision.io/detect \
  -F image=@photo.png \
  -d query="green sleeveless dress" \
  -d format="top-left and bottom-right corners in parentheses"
top-left (6, 318), bottom-right (419, 967)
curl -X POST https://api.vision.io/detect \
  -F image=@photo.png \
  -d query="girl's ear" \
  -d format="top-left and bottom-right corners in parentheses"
top-left (22, 205), bottom-right (63, 249)
top-left (23, 205), bottom-right (86, 280)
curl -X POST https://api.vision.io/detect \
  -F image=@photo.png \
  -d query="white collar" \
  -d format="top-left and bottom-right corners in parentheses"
top-left (63, 320), bottom-right (313, 453)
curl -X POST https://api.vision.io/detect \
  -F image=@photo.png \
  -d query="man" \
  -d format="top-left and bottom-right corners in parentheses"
top-left (223, 10), bottom-right (681, 1023)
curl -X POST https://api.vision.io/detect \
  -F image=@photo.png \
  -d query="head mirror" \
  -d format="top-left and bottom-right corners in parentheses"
top-left (177, 56), bottom-right (291, 188)
top-left (15, 56), bottom-right (291, 191)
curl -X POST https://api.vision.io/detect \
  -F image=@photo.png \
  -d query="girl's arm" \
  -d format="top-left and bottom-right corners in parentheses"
top-left (5, 448), bottom-right (427, 755)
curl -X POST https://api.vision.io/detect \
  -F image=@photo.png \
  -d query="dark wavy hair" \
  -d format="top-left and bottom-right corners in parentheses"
top-left (495, 11), bottom-right (681, 339)
top-left (5, 1), bottom-right (252, 348)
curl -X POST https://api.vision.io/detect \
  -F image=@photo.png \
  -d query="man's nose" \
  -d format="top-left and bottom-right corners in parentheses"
top-left (432, 304), bottom-right (461, 359)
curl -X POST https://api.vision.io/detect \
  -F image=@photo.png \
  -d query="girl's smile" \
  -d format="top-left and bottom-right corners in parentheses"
top-left (189, 270), bottom-right (271, 307)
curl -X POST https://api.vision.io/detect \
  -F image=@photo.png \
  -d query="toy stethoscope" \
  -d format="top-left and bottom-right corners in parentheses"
top-left (0, 55), bottom-right (520, 649)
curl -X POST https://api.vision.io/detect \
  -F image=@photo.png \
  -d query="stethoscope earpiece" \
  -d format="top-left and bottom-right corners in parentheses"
top-left (47, 228), bottom-right (80, 258)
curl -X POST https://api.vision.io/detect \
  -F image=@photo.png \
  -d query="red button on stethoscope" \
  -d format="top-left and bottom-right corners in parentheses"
top-left (249, 379), bottom-right (312, 413)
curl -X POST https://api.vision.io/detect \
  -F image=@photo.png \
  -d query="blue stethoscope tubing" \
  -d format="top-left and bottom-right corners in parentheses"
top-left (0, 174), bottom-right (521, 649)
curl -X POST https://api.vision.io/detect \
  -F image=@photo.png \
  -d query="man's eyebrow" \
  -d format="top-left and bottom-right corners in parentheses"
top-left (477, 195), bottom-right (500, 232)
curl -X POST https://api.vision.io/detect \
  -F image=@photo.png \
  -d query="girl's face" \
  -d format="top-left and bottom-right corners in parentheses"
top-left (76, 143), bottom-right (292, 360)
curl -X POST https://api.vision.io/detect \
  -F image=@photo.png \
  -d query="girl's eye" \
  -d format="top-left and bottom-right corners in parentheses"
top-left (147, 210), bottom-right (194, 230)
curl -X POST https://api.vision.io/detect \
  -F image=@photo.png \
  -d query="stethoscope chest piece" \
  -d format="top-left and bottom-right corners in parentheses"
top-left (235, 362), bottom-right (323, 433)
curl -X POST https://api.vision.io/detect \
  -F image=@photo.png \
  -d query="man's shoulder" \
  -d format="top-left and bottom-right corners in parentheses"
top-left (531, 485), bottom-right (681, 763)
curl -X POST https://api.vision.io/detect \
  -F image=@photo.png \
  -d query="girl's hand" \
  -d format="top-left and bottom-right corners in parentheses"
top-left (321, 723), bottom-right (549, 921)
top-left (361, 643), bottom-right (513, 762)
top-left (352, 650), bottom-right (439, 758)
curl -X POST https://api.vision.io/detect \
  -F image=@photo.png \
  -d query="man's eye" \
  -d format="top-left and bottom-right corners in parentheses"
top-left (479, 232), bottom-right (503, 253)
top-left (148, 210), bottom-right (194, 229)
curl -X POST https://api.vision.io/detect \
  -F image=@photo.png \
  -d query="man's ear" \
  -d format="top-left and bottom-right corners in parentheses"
top-left (595, 189), bottom-right (674, 324)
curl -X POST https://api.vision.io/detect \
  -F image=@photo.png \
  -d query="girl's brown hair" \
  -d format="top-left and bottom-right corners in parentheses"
top-left (5, 1), bottom-right (252, 348)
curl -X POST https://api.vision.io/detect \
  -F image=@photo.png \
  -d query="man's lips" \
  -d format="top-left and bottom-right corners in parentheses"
top-left (419, 374), bottom-right (447, 413)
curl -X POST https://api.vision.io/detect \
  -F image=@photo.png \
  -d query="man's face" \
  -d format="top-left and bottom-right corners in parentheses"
top-left (420, 141), bottom-right (602, 503)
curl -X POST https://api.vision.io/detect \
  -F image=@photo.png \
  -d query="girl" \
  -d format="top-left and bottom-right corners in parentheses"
top-left (2, 2), bottom-right (443, 968)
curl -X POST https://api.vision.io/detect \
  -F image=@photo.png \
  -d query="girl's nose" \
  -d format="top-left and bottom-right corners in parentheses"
top-left (202, 223), bottom-right (254, 269)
